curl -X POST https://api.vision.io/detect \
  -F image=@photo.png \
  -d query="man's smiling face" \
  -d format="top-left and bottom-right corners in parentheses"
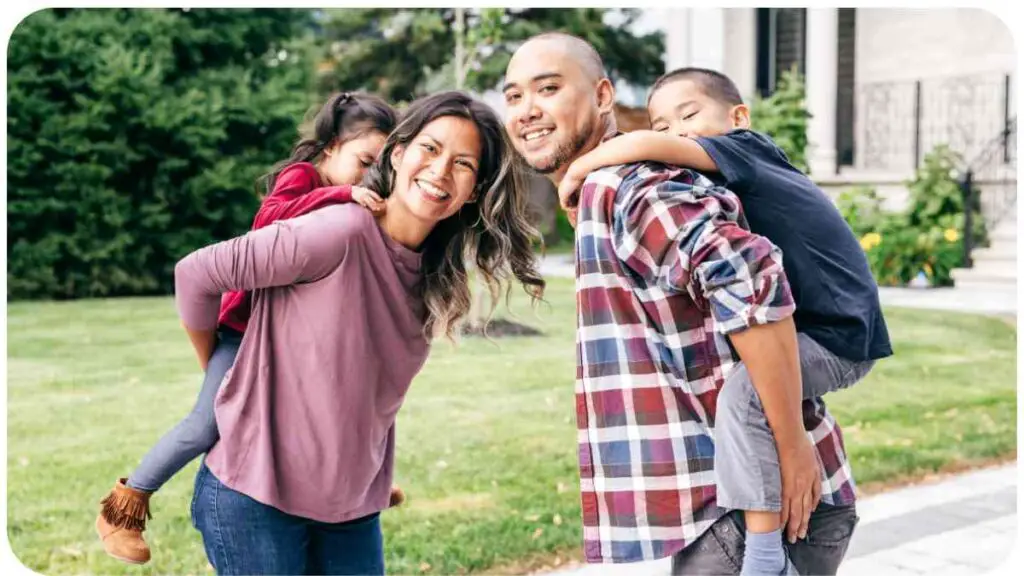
top-left (502, 38), bottom-right (607, 176)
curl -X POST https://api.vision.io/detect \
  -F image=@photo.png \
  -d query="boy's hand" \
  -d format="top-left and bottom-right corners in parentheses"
top-left (557, 167), bottom-right (586, 213)
top-left (778, 434), bottom-right (823, 543)
top-left (352, 186), bottom-right (386, 213)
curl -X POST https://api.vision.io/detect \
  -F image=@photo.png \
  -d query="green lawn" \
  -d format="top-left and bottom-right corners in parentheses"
top-left (6, 278), bottom-right (1017, 574)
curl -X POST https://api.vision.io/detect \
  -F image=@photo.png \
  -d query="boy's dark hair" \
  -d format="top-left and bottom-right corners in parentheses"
top-left (260, 92), bottom-right (397, 194)
top-left (648, 67), bottom-right (745, 107)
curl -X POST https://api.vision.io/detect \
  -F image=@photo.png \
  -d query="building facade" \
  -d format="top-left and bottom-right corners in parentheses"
top-left (642, 7), bottom-right (1017, 288)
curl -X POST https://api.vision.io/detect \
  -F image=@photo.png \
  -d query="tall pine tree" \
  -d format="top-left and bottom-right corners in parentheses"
top-left (7, 8), bottom-right (317, 299)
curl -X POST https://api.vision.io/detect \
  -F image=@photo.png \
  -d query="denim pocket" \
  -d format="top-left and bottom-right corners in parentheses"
top-left (787, 504), bottom-right (860, 576)
top-left (671, 512), bottom-right (744, 575)
top-left (803, 503), bottom-right (859, 546)
top-left (190, 462), bottom-right (209, 530)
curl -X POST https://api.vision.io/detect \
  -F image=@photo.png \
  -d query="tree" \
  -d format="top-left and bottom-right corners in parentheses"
top-left (7, 8), bottom-right (318, 299)
top-left (317, 8), bottom-right (665, 102)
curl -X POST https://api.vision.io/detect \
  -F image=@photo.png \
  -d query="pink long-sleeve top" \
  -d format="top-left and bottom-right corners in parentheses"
top-left (174, 203), bottom-right (430, 522)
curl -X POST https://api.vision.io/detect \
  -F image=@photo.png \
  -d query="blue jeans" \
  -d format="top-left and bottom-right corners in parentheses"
top-left (671, 503), bottom-right (859, 575)
top-left (190, 462), bottom-right (385, 575)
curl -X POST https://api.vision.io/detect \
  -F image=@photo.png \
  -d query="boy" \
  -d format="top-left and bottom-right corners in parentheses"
top-left (560, 67), bottom-right (891, 575)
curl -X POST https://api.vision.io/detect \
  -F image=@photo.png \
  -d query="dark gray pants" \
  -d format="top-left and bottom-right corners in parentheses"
top-left (714, 333), bottom-right (874, 512)
top-left (126, 328), bottom-right (242, 493)
top-left (671, 503), bottom-right (859, 575)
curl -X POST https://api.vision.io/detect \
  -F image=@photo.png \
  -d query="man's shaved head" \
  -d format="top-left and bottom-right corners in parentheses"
top-left (520, 32), bottom-right (607, 83)
top-left (503, 32), bottom-right (616, 180)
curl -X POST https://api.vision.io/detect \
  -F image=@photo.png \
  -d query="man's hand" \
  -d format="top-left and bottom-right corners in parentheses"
top-left (778, 433), bottom-right (823, 543)
top-left (727, 316), bottom-right (816, 543)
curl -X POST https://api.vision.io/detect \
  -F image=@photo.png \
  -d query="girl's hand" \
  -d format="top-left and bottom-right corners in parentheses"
top-left (352, 186), bottom-right (386, 213)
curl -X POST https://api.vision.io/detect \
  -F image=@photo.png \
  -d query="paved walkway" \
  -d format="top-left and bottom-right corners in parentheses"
top-left (544, 463), bottom-right (1018, 576)
top-left (539, 254), bottom-right (1018, 316)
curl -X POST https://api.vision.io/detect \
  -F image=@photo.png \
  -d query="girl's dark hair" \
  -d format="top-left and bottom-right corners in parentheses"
top-left (363, 91), bottom-right (546, 340)
top-left (260, 92), bottom-right (397, 194)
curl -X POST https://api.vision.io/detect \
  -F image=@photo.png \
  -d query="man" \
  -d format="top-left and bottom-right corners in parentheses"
top-left (503, 32), bottom-right (858, 575)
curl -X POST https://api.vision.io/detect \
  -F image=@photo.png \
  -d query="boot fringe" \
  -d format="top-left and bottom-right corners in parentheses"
top-left (99, 489), bottom-right (152, 532)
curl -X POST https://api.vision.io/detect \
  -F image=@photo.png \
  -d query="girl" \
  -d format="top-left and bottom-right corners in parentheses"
top-left (95, 92), bottom-right (399, 565)
top-left (181, 90), bottom-right (543, 575)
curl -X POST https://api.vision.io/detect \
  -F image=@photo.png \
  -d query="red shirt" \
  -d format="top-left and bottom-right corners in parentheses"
top-left (217, 163), bottom-right (354, 332)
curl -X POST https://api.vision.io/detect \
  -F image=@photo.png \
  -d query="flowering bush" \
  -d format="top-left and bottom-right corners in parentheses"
top-left (837, 145), bottom-right (985, 287)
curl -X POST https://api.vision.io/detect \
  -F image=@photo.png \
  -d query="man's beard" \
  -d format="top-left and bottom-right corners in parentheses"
top-left (530, 116), bottom-right (595, 175)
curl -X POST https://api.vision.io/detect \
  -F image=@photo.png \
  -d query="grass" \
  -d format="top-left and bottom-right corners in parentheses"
top-left (5, 278), bottom-right (1017, 574)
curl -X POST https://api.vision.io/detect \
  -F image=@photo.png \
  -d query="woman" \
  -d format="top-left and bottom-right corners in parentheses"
top-left (176, 91), bottom-right (544, 575)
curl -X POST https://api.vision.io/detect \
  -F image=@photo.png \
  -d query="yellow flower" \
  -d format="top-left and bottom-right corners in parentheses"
top-left (859, 232), bottom-right (882, 251)
top-left (923, 262), bottom-right (934, 277)
top-left (944, 228), bottom-right (960, 242)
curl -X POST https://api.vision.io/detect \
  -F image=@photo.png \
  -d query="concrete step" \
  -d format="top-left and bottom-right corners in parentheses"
top-left (988, 221), bottom-right (1018, 242)
top-left (970, 246), bottom-right (1016, 264)
top-left (966, 259), bottom-right (1019, 277)
top-left (951, 267), bottom-right (1018, 290)
top-left (987, 229), bottom-right (1017, 244)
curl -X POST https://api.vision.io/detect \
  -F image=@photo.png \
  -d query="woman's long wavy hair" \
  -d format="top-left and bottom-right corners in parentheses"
top-left (363, 91), bottom-right (545, 340)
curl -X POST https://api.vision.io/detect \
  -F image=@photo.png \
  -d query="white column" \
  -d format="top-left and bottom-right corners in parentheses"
top-left (662, 9), bottom-right (692, 71)
top-left (723, 8), bottom-right (758, 101)
top-left (690, 8), bottom-right (726, 71)
top-left (806, 8), bottom-right (839, 176)
top-left (659, 9), bottom-right (726, 73)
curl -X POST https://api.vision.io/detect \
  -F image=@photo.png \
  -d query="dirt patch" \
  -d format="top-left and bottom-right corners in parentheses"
top-left (853, 454), bottom-right (1017, 496)
top-left (407, 492), bottom-right (496, 514)
top-left (462, 319), bottom-right (544, 338)
top-left (489, 547), bottom-right (586, 575)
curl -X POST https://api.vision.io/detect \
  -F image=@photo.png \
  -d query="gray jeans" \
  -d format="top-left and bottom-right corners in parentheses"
top-left (715, 333), bottom-right (874, 512)
top-left (126, 328), bottom-right (242, 493)
top-left (671, 503), bottom-right (859, 575)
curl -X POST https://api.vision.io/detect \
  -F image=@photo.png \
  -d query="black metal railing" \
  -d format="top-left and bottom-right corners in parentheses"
top-left (857, 72), bottom-right (1013, 172)
top-left (960, 117), bottom-right (1016, 267)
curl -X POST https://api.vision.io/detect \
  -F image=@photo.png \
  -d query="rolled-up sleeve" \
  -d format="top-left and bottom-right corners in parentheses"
top-left (611, 167), bottom-right (795, 335)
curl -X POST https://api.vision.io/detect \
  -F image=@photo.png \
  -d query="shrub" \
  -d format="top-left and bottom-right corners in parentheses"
top-left (749, 66), bottom-right (810, 173)
top-left (837, 145), bottom-right (985, 287)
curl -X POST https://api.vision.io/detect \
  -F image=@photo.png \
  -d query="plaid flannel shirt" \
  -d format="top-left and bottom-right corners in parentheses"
top-left (574, 162), bottom-right (857, 564)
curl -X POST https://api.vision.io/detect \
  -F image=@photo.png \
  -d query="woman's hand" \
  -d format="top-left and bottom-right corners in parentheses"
top-left (352, 186), bottom-right (386, 213)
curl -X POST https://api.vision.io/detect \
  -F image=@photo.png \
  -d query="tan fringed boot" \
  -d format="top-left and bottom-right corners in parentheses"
top-left (94, 478), bottom-right (153, 565)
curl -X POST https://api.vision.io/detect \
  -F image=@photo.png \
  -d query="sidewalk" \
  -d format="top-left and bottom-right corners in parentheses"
top-left (539, 254), bottom-right (1018, 316)
top-left (544, 463), bottom-right (1018, 576)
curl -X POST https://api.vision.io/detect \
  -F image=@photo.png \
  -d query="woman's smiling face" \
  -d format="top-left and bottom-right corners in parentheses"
top-left (388, 115), bottom-right (483, 225)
